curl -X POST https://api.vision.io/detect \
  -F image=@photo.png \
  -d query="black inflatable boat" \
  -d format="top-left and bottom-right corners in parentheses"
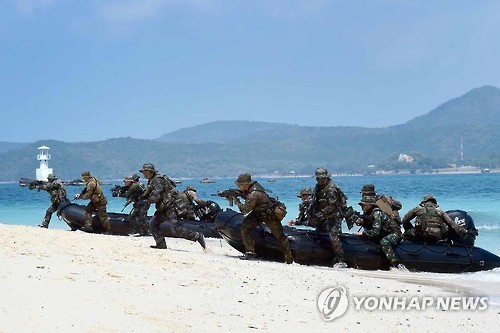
top-left (58, 201), bottom-right (222, 239)
top-left (214, 209), bottom-right (500, 273)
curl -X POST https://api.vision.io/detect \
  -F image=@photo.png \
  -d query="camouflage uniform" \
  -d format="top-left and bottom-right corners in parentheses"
top-left (311, 168), bottom-right (349, 264)
top-left (360, 184), bottom-right (403, 225)
top-left (33, 174), bottom-right (68, 228)
top-left (292, 187), bottom-right (312, 226)
top-left (235, 174), bottom-right (293, 263)
top-left (359, 197), bottom-right (402, 265)
top-left (402, 194), bottom-right (466, 243)
top-left (141, 167), bottom-right (202, 248)
top-left (124, 179), bottom-right (150, 234)
top-left (79, 172), bottom-right (111, 231)
top-left (176, 190), bottom-right (197, 220)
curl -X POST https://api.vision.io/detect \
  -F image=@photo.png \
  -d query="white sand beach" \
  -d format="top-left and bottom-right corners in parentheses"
top-left (0, 224), bottom-right (497, 333)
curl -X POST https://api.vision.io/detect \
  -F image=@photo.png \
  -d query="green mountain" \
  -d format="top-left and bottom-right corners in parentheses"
top-left (1, 86), bottom-right (499, 181)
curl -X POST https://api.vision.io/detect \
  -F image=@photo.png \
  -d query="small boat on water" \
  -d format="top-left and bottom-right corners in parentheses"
top-left (214, 209), bottom-right (500, 273)
top-left (200, 178), bottom-right (216, 183)
top-left (57, 201), bottom-right (222, 239)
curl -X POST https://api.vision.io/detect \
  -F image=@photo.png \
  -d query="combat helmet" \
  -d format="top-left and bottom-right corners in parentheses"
top-left (131, 173), bottom-right (140, 181)
top-left (123, 175), bottom-right (134, 182)
top-left (81, 170), bottom-right (91, 178)
top-left (186, 185), bottom-right (196, 192)
top-left (297, 187), bottom-right (313, 197)
top-left (421, 194), bottom-right (437, 204)
top-left (235, 173), bottom-right (253, 185)
top-left (47, 173), bottom-right (57, 181)
top-left (360, 184), bottom-right (376, 196)
top-left (315, 167), bottom-right (329, 179)
top-left (139, 163), bottom-right (157, 173)
top-left (358, 195), bottom-right (376, 206)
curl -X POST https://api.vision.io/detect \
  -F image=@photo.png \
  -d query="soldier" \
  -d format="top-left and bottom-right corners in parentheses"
top-left (122, 174), bottom-right (150, 235)
top-left (310, 167), bottom-right (355, 268)
top-left (360, 184), bottom-right (403, 225)
top-left (356, 195), bottom-right (404, 269)
top-left (74, 170), bottom-right (111, 232)
top-left (139, 163), bottom-right (206, 250)
top-left (29, 174), bottom-right (68, 228)
top-left (402, 194), bottom-right (466, 243)
top-left (176, 186), bottom-right (206, 220)
top-left (288, 187), bottom-right (313, 226)
top-left (233, 173), bottom-right (293, 264)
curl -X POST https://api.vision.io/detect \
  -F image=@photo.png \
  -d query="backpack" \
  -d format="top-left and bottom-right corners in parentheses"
top-left (269, 197), bottom-right (287, 221)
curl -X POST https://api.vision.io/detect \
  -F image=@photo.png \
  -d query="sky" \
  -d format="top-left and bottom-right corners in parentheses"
top-left (1, 0), bottom-right (500, 142)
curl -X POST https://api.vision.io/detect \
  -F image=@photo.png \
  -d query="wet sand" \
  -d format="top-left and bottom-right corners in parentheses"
top-left (0, 224), bottom-right (497, 332)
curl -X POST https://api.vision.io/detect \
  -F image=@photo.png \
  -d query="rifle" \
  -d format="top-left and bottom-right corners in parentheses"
top-left (28, 180), bottom-right (45, 191)
top-left (211, 188), bottom-right (244, 206)
top-left (121, 199), bottom-right (132, 212)
top-left (111, 185), bottom-right (129, 197)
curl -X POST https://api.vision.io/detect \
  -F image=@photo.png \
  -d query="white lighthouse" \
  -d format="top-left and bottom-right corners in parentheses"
top-left (35, 146), bottom-right (53, 181)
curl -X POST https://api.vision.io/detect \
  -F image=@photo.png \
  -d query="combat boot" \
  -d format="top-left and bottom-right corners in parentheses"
top-left (197, 233), bottom-right (206, 249)
top-left (38, 220), bottom-right (49, 228)
top-left (150, 243), bottom-right (167, 249)
top-left (333, 261), bottom-right (348, 269)
top-left (239, 252), bottom-right (257, 260)
top-left (284, 254), bottom-right (294, 264)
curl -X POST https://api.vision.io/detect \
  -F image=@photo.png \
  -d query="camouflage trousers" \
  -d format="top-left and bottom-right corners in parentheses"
top-left (241, 213), bottom-right (293, 262)
top-left (403, 228), bottom-right (442, 243)
top-left (380, 233), bottom-right (402, 265)
top-left (150, 209), bottom-right (200, 247)
top-left (129, 202), bottom-right (150, 233)
top-left (84, 201), bottom-right (111, 230)
top-left (42, 202), bottom-right (59, 226)
top-left (324, 219), bottom-right (344, 263)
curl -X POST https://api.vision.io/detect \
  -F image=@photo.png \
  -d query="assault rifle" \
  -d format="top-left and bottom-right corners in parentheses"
top-left (28, 180), bottom-right (46, 191)
top-left (111, 185), bottom-right (129, 197)
top-left (121, 199), bottom-right (132, 212)
top-left (212, 188), bottom-right (244, 206)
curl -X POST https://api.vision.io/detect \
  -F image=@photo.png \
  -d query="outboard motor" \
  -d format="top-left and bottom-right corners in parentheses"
top-left (196, 200), bottom-right (222, 222)
top-left (446, 210), bottom-right (478, 246)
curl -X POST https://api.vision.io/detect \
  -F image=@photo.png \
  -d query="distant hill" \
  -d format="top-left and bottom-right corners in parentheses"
top-left (0, 86), bottom-right (499, 181)
top-left (0, 141), bottom-right (29, 154)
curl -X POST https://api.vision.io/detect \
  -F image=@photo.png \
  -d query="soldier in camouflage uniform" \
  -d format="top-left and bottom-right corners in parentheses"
top-left (360, 184), bottom-right (403, 225)
top-left (74, 170), bottom-right (111, 232)
top-left (402, 194), bottom-right (466, 243)
top-left (176, 186), bottom-right (206, 220)
top-left (234, 173), bottom-right (293, 264)
top-left (139, 163), bottom-right (206, 250)
top-left (122, 174), bottom-right (150, 235)
top-left (356, 195), bottom-right (404, 269)
top-left (30, 173), bottom-right (68, 228)
top-left (310, 167), bottom-right (355, 268)
top-left (288, 187), bottom-right (313, 226)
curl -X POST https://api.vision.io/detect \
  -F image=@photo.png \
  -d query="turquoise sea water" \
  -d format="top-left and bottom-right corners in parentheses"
top-left (1, 173), bottom-right (499, 255)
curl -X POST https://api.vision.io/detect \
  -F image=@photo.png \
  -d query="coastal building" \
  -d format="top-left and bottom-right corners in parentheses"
top-left (35, 146), bottom-right (53, 181)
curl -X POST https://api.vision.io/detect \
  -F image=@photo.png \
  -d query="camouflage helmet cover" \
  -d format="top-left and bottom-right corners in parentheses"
top-left (81, 170), bottom-right (91, 178)
top-left (140, 163), bottom-right (157, 173)
top-left (235, 173), bottom-right (252, 185)
top-left (421, 194), bottom-right (437, 204)
top-left (358, 195), bottom-right (376, 206)
top-left (186, 185), bottom-right (196, 192)
top-left (123, 175), bottom-right (134, 182)
top-left (47, 173), bottom-right (57, 180)
top-left (297, 187), bottom-right (313, 197)
top-left (131, 173), bottom-right (140, 181)
top-left (315, 167), bottom-right (329, 179)
top-left (360, 184), bottom-right (376, 195)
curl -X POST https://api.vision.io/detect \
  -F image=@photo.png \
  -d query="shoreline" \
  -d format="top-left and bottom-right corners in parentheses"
top-left (0, 224), bottom-right (497, 332)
